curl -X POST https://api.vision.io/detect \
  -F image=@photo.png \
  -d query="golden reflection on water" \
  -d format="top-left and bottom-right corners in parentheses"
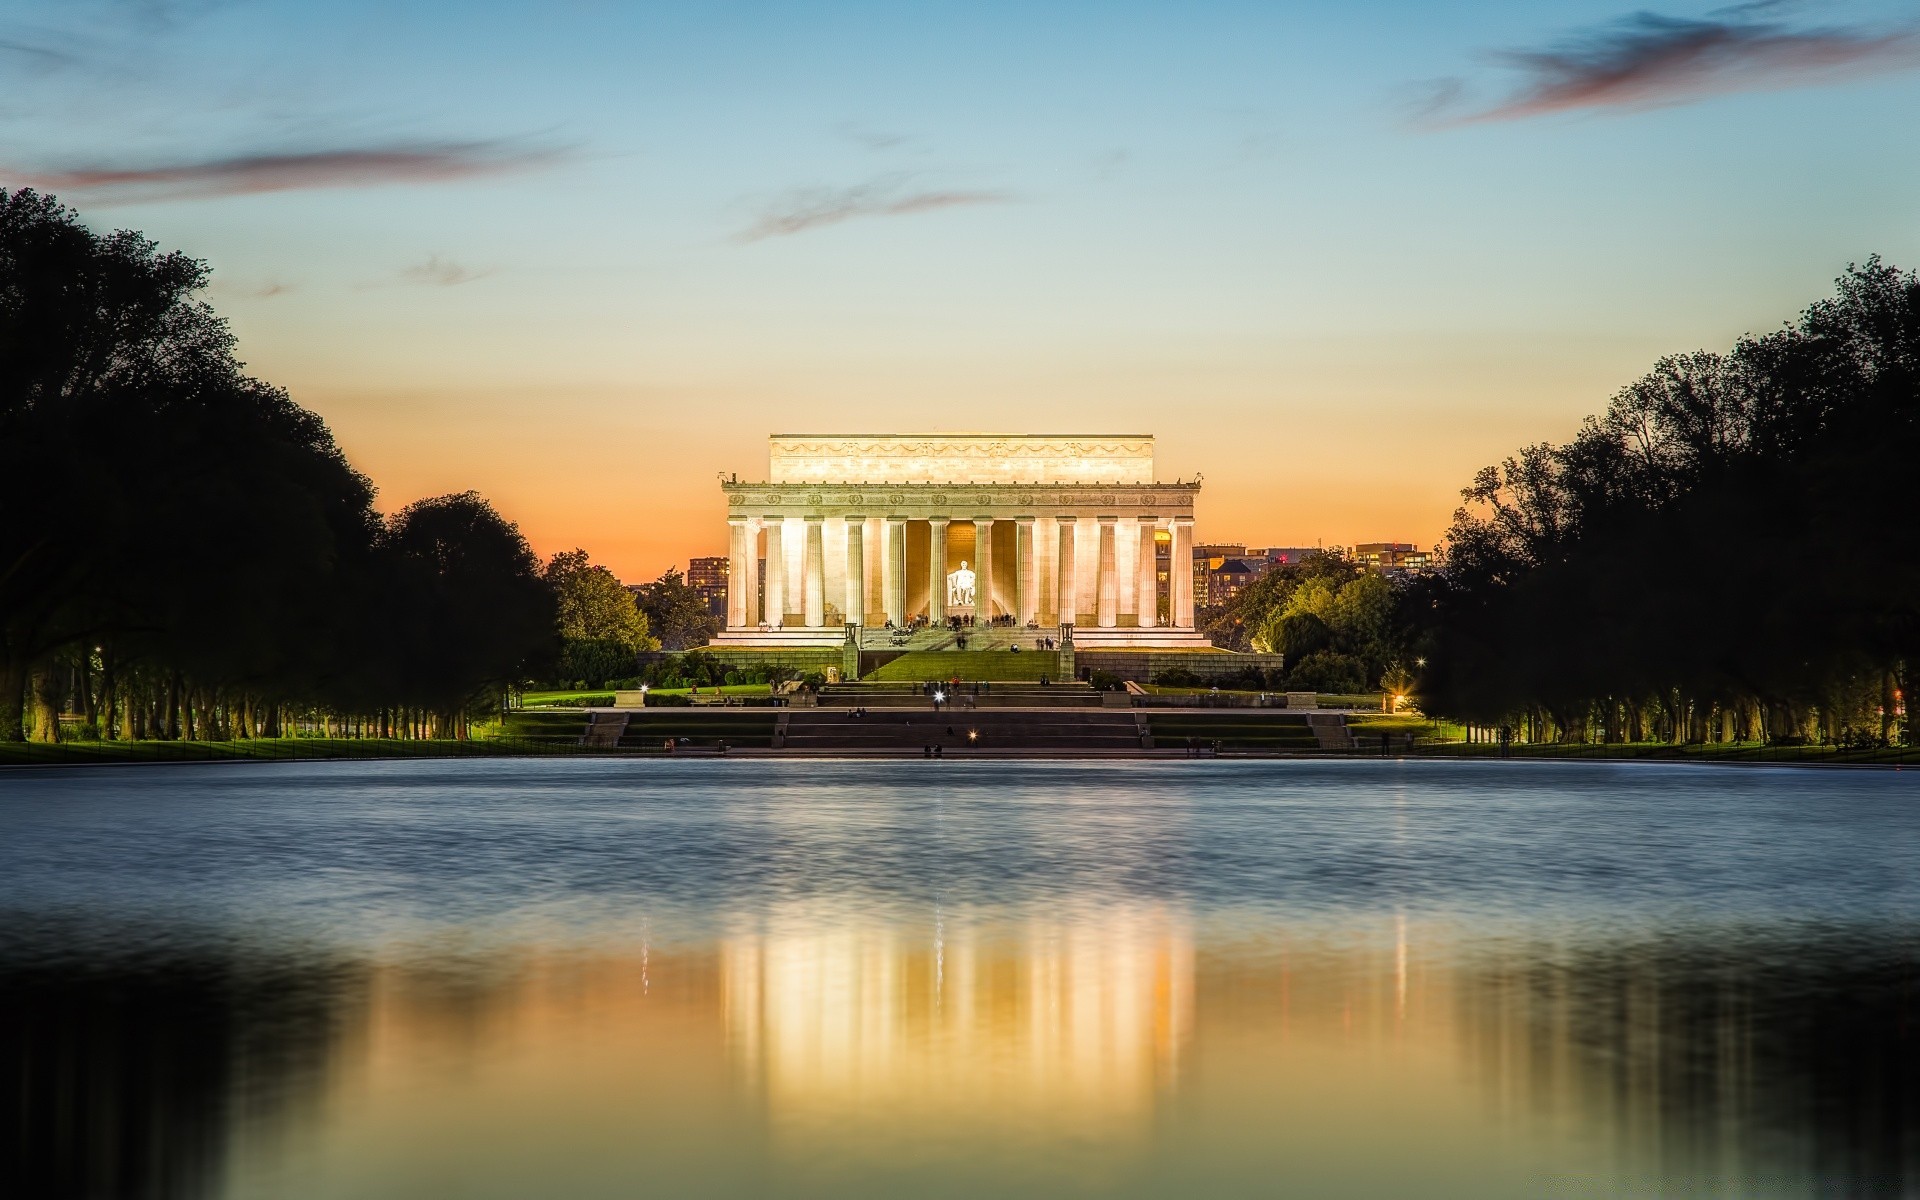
top-left (208, 912), bottom-right (1647, 1200)
top-left (16, 909), bottom-right (1904, 1198)
top-left (722, 904), bottom-right (1193, 1145)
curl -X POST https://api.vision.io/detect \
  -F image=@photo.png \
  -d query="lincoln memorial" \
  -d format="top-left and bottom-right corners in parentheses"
top-left (710, 434), bottom-right (1210, 649)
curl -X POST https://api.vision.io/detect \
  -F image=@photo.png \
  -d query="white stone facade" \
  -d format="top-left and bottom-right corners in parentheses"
top-left (711, 435), bottom-right (1207, 648)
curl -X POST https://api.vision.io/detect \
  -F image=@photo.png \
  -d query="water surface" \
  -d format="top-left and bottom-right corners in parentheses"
top-left (3, 759), bottom-right (1917, 1197)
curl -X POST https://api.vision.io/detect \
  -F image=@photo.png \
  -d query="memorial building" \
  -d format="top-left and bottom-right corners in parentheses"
top-left (710, 434), bottom-right (1210, 651)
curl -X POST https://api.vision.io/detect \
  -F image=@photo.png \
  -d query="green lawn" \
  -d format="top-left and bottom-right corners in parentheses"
top-left (518, 689), bottom-right (614, 707)
top-left (1418, 739), bottom-right (1919, 764)
top-left (866, 651), bottom-right (1064, 682)
top-left (0, 737), bottom-right (592, 766)
top-left (1349, 713), bottom-right (1464, 740)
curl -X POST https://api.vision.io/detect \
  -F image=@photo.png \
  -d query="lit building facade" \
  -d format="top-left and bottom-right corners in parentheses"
top-left (711, 434), bottom-right (1209, 649)
top-left (686, 555), bottom-right (729, 617)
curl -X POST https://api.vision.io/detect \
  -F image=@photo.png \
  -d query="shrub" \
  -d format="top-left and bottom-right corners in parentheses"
top-left (1287, 651), bottom-right (1367, 693)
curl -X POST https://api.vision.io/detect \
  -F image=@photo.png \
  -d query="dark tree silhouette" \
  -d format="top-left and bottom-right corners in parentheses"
top-left (0, 190), bottom-right (558, 741)
top-left (1419, 259), bottom-right (1920, 746)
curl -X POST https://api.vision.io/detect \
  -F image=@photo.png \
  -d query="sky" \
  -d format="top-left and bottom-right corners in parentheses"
top-left (8, 0), bottom-right (1920, 580)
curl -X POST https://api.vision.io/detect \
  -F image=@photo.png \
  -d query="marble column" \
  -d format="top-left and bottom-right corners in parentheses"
top-left (973, 517), bottom-right (994, 621)
top-left (1015, 516), bottom-right (1036, 626)
top-left (763, 517), bottom-right (786, 628)
top-left (1136, 516), bottom-right (1159, 628)
top-left (744, 520), bottom-right (762, 627)
top-left (726, 517), bottom-right (749, 629)
top-left (885, 517), bottom-right (907, 627)
top-left (927, 518), bottom-right (949, 624)
top-left (1055, 516), bottom-right (1077, 626)
top-left (803, 516), bottom-right (825, 628)
top-left (1096, 516), bottom-right (1118, 628)
top-left (843, 517), bottom-right (865, 626)
top-left (1171, 516), bottom-right (1195, 629)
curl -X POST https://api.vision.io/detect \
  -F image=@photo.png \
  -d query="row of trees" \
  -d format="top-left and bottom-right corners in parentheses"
top-left (1201, 552), bottom-right (1416, 694)
top-left (1416, 259), bottom-right (1919, 746)
top-left (541, 552), bottom-right (720, 689)
top-left (1, 191), bottom-right (567, 741)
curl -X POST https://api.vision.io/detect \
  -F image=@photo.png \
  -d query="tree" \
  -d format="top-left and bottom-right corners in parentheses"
top-left (544, 548), bottom-right (656, 652)
top-left (1420, 259), bottom-right (1920, 747)
top-left (0, 189), bottom-right (378, 740)
top-left (634, 568), bottom-right (720, 651)
top-left (378, 493), bottom-right (557, 736)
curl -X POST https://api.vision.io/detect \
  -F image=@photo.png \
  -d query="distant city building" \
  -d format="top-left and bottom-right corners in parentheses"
top-left (687, 555), bottom-right (730, 617)
top-left (1353, 542), bottom-right (1432, 572)
top-left (1191, 544), bottom-right (1246, 611)
top-left (1249, 546), bottom-right (1321, 567)
top-left (1203, 556), bottom-right (1271, 607)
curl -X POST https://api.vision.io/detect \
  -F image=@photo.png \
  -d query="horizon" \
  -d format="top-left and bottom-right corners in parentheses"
top-left (8, 0), bottom-right (1919, 579)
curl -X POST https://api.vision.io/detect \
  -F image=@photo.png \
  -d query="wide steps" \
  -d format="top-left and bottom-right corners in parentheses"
top-left (864, 651), bottom-right (1068, 683)
top-left (617, 710), bottom-right (779, 749)
top-left (1147, 712), bottom-right (1325, 749)
top-left (781, 710), bottom-right (1141, 751)
top-left (821, 680), bottom-right (1102, 708)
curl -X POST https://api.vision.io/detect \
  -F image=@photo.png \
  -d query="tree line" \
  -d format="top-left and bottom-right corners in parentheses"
top-left (0, 190), bottom-right (730, 742)
top-left (1415, 259), bottom-right (1919, 747)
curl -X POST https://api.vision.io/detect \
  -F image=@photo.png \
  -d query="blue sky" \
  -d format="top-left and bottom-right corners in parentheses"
top-left (9, 0), bottom-right (1920, 576)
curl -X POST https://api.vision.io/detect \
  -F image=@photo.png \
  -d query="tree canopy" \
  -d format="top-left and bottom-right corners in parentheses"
top-left (1418, 258), bottom-right (1920, 746)
top-left (1, 190), bottom-right (558, 741)
top-left (545, 549), bottom-right (656, 652)
top-left (634, 568), bottom-right (721, 651)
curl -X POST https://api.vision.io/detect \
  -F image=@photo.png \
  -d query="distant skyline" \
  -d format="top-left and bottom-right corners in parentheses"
top-left (7, 0), bottom-right (1919, 579)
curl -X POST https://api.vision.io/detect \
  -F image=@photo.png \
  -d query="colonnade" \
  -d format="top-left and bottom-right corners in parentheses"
top-left (726, 512), bottom-right (1196, 631)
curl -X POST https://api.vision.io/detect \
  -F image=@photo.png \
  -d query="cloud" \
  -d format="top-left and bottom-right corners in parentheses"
top-left (398, 255), bottom-right (491, 287)
top-left (4, 141), bottom-right (565, 203)
top-left (209, 278), bottom-right (294, 299)
top-left (0, 38), bottom-right (80, 70)
top-left (836, 122), bottom-right (911, 151)
top-left (736, 176), bottom-right (1011, 242)
top-left (1427, 9), bottom-right (1920, 125)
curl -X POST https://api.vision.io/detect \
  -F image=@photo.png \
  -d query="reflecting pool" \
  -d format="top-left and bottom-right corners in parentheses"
top-left (3, 759), bottom-right (1918, 1197)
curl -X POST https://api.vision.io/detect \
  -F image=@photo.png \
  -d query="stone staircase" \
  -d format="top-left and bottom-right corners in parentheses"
top-left (1306, 713), bottom-right (1355, 750)
top-left (819, 681), bottom-right (1103, 708)
top-left (779, 707), bottom-right (1145, 753)
top-left (581, 711), bottom-right (629, 748)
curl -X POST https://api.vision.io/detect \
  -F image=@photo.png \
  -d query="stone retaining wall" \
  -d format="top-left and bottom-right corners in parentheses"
top-left (1074, 650), bottom-right (1287, 682)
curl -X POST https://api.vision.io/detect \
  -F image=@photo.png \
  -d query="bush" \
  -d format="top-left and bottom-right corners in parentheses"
top-left (1287, 651), bottom-right (1366, 693)
top-left (1088, 670), bottom-right (1125, 692)
top-left (555, 637), bottom-right (637, 688)
top-left (1153, 667), bottom-right (1205, 688)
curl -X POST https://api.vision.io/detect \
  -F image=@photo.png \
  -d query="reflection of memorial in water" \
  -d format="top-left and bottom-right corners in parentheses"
top-left (9, 922), bottom-right (1920, 1197)
top-left (721, 903), bottom-right (1194, 1139)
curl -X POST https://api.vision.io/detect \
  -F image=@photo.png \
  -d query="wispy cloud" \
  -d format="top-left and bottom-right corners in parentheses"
top-left (209, 277), bottom-right (294, 299)
top-left (1423, 9), bottom-right (1920, 126)
top-left (737, 176), bottom-right (1011, 242)
top-left (0, 37), bottom-right (80, 69)
top-left (836, 122), bottom-right (911, 152)
top-left (4, 140), bottom-right (565, 203)
top-left (398, 255), bottom-right (491, 287)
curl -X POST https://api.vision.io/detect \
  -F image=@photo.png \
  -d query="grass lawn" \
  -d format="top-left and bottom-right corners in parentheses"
top-left (517, 684), bottom-right (781, 708)
top-left (518, 689), bottom-right (614, 707)
top-left (0, 737), bottom-right (593, 766)
top-left (1349, 713), bottom-right (1464, 740)
top-left (866, 652), bottom-right (1063, 682)
top-left (1419, 739), bottom-right (1920, 765)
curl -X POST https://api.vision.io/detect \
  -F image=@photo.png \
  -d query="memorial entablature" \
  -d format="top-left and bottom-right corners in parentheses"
top-left (711, 435), bottom-right (1209, 650)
